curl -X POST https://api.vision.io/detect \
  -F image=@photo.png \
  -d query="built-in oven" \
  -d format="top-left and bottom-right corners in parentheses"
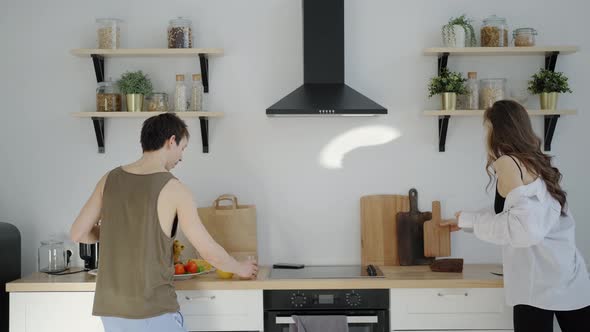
top-left (264, 289), bottom-right (389, 332)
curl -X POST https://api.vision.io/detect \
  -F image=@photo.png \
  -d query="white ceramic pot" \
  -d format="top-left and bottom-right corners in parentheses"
top-left (443, 25), bottom-right (466, 48)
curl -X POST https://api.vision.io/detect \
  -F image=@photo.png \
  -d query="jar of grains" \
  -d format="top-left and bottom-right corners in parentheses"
top-left (481, 15), bottom-right (509, 47)
top-left (513, 28), bottom-right (537, 47)
top-left (96, 18), bottom-right (123, 49)
top-left (168, 17), bottom-right (193, 48)
top-left (480, 78), bottom-right (507, 109)
top-left (146, 93), bottom-right (169, 112)
top-left (96, 80), bottom-right (122, 112)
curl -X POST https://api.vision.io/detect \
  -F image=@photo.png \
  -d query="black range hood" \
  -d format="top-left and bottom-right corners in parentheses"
top-left (266, 0), bottom-right (387, 117)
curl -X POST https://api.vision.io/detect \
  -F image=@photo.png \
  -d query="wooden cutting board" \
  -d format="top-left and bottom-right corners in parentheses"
top-left (361, 195), bottom-right (409, 266)
top-left (396, 189), bottom-right (434, 266)
top-left (423, 201), bottom-right (451, 257)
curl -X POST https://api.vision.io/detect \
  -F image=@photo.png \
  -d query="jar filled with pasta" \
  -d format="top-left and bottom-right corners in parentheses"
top-left (481, 15), bottom-right (508, 47)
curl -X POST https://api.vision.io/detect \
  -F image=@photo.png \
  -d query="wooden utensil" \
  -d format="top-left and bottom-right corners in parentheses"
top-left (396, 189), bottom-right (434, 266)
top-left (361, 195), bottom-right (410, 266)
top-left (423, 201), bottom-right (451, 257)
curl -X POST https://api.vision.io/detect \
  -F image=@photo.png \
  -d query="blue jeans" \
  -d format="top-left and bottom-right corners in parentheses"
top-left (101, 312), bottom-right (186, 332)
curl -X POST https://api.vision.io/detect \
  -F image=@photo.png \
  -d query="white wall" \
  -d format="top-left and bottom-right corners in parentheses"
top-left (1, 0), bottom-right (589, 275)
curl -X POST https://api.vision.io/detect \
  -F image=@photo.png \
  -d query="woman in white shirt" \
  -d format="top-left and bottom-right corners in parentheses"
top-left (442, 100), bottom-right (590, 332)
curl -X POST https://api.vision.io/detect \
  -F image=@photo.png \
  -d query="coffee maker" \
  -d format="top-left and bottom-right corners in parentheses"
top-left (79, 243), bottom-right (99, 270)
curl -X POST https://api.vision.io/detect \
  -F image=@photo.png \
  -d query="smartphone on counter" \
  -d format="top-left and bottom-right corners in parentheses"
top-left (273, 263), bottom-right (305, 269)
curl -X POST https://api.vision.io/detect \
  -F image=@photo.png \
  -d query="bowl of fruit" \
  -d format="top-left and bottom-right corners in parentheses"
top-left (174, 258), bottom-right (215, 280)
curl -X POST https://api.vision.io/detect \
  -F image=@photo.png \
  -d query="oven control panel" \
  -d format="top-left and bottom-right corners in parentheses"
top-left (267, 289), bottom-right (388, 310)
top-left (291, 290), bottom-right (360, 307)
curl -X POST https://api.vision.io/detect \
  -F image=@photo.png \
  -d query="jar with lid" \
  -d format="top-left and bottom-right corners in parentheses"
top-left (96, 18), bottom-right (123, 49)
top-left (96, 80), bottom-right (122, 112)
top-left (190, 74), bottom-right (203, 112)
top-left (513, 28), bottom-right (537, 47)
top-left (174, 74), bottom-right (189, 112)
top-left (168, 17), bottom-right (193, 48)
top-left (481, 15), bottom-right (509, 47)
top-left (146, 93), bottom-right (169, 112)
top-left (465, 72), bottom-right (479, 110)
top-left (38, 240), bottom-right (71, 273)
top-left (480, 78), bottom-right (507, 109)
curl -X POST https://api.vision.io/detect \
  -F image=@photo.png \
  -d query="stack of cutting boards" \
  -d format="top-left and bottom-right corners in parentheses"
top-left (361, 191), bottom-right (451, 267)
top-left (361, 195), bottom-right (409, 266)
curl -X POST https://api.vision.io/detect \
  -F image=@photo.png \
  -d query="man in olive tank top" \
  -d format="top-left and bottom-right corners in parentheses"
top-left (70, 113), bottom-right (258, 332)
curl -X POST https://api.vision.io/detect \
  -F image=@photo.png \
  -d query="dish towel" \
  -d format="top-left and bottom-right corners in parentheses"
top-left (289, 315), bottom-right (349, 332)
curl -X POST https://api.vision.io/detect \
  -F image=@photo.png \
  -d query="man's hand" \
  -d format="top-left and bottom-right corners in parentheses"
top-left (236, 259), bottom-right (258, 280)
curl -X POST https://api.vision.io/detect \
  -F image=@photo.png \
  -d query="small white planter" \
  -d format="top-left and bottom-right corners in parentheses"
top-left (443, 25), bottom-right (466, 48)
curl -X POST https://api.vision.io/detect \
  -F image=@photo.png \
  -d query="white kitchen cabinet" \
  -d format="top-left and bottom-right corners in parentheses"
top-left (178, 290), bottom-right (263, 331)
top-left (390, 288), bottom-right (513, 331)
top-left (9, 292), bottom-right (104, 332)
top-left (9, 290), bottom-right (263, 332)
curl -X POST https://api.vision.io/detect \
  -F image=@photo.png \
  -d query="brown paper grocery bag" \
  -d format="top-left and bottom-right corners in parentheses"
top-left (197, 194), bottom-right (257, 257)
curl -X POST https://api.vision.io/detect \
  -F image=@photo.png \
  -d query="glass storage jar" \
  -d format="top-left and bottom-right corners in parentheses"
top-left (513, 28), bottom-right (537, 47)
top-left (146, 93), bottom-right (169, 112)
top-left (168, 17), bottom-right (193, 48)
top-left (481, 15), bottom-right (509, 47)
top-left (480, 78), bottom-right (507, 109)
top-left (96, 18), bottom-right (123, 49)
top-left (96, 80), bottom-right (122, 112)
top-left (174, 74), bottom-right (189, 111)
top-left (465, 72), bottom-right (479, 110)
top-left (38, 240), bottom-right (70, 273)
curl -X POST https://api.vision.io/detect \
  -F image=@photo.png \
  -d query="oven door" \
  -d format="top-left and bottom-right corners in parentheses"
top-left (264, 310), bottom-right (389, 332)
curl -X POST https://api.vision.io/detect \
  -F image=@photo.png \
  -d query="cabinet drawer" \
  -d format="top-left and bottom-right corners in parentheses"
top-left (390, 288), bottom-right (513, 330)
top-left (10, 292), bottom-right (104, 332)
top-left (178, 290), bottom-right (263, 331)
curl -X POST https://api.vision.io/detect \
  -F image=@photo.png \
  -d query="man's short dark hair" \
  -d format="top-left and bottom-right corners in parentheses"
top-left (140, 113), bottom-right (190, 152)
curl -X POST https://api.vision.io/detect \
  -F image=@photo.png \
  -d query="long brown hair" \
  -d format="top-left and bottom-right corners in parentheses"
top-left (484, 100), bottom-right (567, 213)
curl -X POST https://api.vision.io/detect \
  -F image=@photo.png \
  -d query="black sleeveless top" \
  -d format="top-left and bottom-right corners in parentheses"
top-left (494, 155), bottom-right (524, 214)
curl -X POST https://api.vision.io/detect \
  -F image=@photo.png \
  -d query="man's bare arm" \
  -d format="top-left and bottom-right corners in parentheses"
top-left (70, 174), bottom-right (107, 244)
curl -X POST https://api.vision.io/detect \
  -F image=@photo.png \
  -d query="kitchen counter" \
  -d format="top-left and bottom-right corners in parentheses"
top-left (6, 264), bottom-right (503, 292)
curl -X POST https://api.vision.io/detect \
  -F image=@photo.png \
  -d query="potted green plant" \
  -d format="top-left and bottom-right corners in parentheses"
top-left (442, 14), bottom-right (477, 48)
top-left (527, 69), bottom-right (572, 110)
top-left (428, 69), bottom-right (468, 110)
top-left (117, 70), bottom-right (154, 112)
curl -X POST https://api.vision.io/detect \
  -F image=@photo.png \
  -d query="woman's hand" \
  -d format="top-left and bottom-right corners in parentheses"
top-left (439, 212), bottom-right (462, 232)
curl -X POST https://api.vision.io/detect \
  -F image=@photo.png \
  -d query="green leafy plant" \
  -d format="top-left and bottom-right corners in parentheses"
top-left (442, 14), bottom-right (477, 47)
top-left (117, 70), bottom-right (154, 95)
top-left (428, 69), bottom-right (468, 97)
top-left (527, 69), bottom-right (573, 94)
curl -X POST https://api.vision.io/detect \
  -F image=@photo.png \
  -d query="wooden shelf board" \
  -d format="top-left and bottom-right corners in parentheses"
top-left (71, 48), bottom-right (224, 57)
top-left (423, 46), bottom-right (578, 56)
top-left (423, 109), bottom-right (577, 116)
top-left (72, 111), bottom-right (224, 118)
